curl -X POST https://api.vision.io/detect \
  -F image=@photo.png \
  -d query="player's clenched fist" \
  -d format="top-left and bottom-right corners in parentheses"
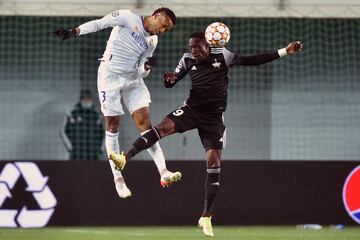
top-left (163, 72), bottom-right (177, 88)
top-left (144, 57), bottom-right (158, 71)
top-left (286, 41), bottom-right (303, 54)
top-left (53, 28), bottom-right (79, 40)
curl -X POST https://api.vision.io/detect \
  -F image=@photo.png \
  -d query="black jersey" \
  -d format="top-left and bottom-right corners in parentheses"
top-left (165, 48), bottom-right (280, 113)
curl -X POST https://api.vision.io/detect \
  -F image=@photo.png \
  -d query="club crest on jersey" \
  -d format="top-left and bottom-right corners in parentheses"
top-left (131, 32), bottom-right (148, 49)
top-left (212, 59), bottom-right (221, 69)
top-left (111, 11), bottom-right (120, 17)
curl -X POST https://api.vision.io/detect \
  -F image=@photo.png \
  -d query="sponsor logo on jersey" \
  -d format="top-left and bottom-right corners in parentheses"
top-left (343, 165), bottom-right (360, 224)
top-left (131, 32), bottom-right (148, 49)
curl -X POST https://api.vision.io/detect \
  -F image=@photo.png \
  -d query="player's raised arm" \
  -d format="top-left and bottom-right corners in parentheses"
top-left (54, 9), bottom-right (130, 40)
top-left (226, 41), bottom-right (303, 67)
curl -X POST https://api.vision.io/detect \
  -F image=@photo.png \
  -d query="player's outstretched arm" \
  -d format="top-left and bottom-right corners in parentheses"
top-left (54, 10), bottom-right (129, 40)
top-left (228, 41), bottom-right (303, 67)
top-left (53, 28), bottom-right (80, 40)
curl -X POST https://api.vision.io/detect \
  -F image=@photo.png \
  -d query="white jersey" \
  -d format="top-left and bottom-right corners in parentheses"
top-left (78, 9), bottom-right (158, 81)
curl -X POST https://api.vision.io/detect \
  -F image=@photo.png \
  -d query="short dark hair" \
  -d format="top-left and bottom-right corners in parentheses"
top-left (189, 31), bottom-right (205, 40)
top-left (153, 7), bottom-right (176, 25)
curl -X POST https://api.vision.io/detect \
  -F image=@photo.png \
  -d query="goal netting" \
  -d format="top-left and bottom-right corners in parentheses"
top-left (0, 16), bottom-right (359, 160)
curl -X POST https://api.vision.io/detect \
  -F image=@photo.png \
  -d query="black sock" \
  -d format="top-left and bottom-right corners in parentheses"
top-left (126, 127), bottom-right (161, 160)
top-left (203, 167), bottom-right (220, 216)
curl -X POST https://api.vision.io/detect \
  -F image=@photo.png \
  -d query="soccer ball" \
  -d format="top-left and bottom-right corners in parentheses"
top-left (205, 22), bottom-right (230, 47)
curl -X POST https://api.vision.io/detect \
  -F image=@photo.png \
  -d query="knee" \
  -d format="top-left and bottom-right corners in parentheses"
top-left (156, 118), bottom-right (175, 137)
top-left (135, 115), bottom-right (151, 129)
top-left (155, 124), bottom-right (167, 136)
top-left (133, 109), bottom-right (151, 131)
top-left (206, 150), bottom-right (221, 168)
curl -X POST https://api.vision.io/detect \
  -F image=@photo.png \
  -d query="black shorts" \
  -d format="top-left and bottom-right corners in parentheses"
top-left (166, 105), bottom-right (226, 150)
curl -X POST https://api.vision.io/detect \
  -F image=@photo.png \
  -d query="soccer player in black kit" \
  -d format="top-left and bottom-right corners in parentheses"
top-left (112, 31), bottom-right (303, 237)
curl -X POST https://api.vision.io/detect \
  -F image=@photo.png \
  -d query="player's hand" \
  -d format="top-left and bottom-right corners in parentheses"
top-left (144, 57), bottom-right (157, 71)
top-left (163, 72), bottom-right (177, 88)
top-left (286, 41), bottom-right (303, 54)
top-left (53, 28), bottom-right (79, 40)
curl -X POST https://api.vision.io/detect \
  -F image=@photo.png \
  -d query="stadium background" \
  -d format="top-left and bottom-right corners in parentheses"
top-left (0, 0), bottom-right (360, 160)
top-left (0, 0), bottom-right (360, 234)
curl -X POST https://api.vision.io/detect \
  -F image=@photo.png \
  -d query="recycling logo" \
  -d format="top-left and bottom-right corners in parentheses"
top-left (0, 162), bottom-right (57, 228)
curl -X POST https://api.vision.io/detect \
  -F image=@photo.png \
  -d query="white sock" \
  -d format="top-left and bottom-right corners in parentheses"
top-left (105, 131), bottom-right (123, 181)
top-left (141, 130), bottom-right (167, 174)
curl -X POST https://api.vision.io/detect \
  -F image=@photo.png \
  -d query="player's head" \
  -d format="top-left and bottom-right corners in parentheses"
top-left (146, 7), bottom-right (176, 35)
top-left (188, 31), bottom-right (209, 61)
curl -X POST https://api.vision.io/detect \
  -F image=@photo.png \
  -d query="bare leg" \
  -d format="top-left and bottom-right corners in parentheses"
top-left (132, 107), bottom-right (151, 132)
top-left (126, 117), bottom-right (176, 160)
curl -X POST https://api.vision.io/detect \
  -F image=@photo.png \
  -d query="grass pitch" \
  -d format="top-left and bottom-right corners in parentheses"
top-left (1, 226), bottom-right (359, 240)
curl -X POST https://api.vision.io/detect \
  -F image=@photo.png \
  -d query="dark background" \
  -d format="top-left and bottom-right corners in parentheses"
top-left (1, 161), bottom-right (359, 226)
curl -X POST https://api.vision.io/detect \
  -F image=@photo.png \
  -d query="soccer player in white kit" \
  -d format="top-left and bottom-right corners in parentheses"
top-left (54, 7), bottom-right (181, 199)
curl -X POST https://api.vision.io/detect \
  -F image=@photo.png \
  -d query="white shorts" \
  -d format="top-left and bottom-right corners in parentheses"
top-left (97, 61), bottom-right (151, 116)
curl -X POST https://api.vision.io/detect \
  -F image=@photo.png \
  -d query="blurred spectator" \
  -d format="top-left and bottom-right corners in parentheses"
top-left (61, 90), bottom-right (104, 160)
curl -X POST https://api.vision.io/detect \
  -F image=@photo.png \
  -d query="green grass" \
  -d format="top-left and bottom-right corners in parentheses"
top-left (0, 226), bottom-right (359, 240)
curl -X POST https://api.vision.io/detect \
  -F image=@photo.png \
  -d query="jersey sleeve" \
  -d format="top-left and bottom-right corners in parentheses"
top-left (174, 54), bottom-right (188, 81)
top-left (78, 9), bottom-right (130, 35)
top-left (223, 48), bottom-right (280, 67)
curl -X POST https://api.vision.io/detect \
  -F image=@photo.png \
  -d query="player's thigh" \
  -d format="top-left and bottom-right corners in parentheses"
top-left (166, 105), bottom-right (197, 133)
top-left (97, 89), bottom-right (123, 116)
top-left (198, 124), bottom-right (226, 150)
top-left (97, 63), bottom-right (124, 116)
top-left (122, 80), bottom-right (151, 115)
